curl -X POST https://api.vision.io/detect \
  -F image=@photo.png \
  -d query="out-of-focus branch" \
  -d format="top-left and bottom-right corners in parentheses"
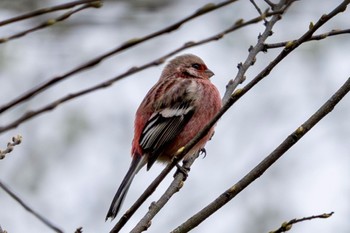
top-left (0, 225), bottom-right (7, 233)
top-left (270, 212), bottom-right (334, 233)
top-left (0, 0), bottom-right (99, 27)
top-left (0, 180), bottom-right (63, 233)
top-left (0, 135), bottom-right (22, 160)
top-left (171, 77), bottom-right (350, 232)
top-left (0, 10), bottom-right (286, 134)
top-left (0, 2), bottom-right (101, 44)
top-left (264, 28), bottom-right (350, 49)
top-left (0, 0), bottom-right (238, 115)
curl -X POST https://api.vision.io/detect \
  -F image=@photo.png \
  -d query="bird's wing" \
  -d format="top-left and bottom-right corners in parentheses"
top-left (139, 100), bottom-right (195, 170)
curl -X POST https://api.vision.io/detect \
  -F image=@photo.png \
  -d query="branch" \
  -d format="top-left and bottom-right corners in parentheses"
top-left (264, 28), bottom-right (350, 49)
top-left (0, 135), bottom-right (22, 160)
top-left (75, 227), bottom-right (83, 233)
top-left (114, 1), bottom-right (350, 231)
top-left (269, 212), bottom-right (334, 233)
top-left (250, 0), bottom-right (268, 24)
top-left (123, 1), bottom-right (297, 232)
top-left (0, 0), bottom-right (238, 115)
top-left (0, 180), bottom-right (63, 233)
top-left (0, 225), bottom-right (7, 233)
top-left (222, 0), bottom-right (294, 104)
top-left (0, 0), bottom-right (100, 27)
top-left (0, 10), bottom-right (281, 134)
top-left (130, 153), bottom-right (199, 233)
top-left (111, 2), bottom-right (300, 231)
top-left (0, 2), bottom-right (102, 44)
top-left (171, 76), bottom-right (350, 232)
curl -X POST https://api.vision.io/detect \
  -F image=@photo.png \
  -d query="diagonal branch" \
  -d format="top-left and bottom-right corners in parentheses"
top-left (111, 0), bottom-right (350, 231)
top-left (0, 180), bottom-right (64, 233)
top-left (264, 28), bottom-right (350, 49)
top-left (0, 10), bottom-right (282, 134)
top-left (0, 2), bottom-right (101, 44)
top-left (111, 2), bottom-right (296, 231)
top-left (0, 135), bottom-right (22, 160)
top-left (0, 0), bottom-right (238, 115)
top-left (130, 153), bottom-right (199, 233)
top-left (270, 212), bottom-right (334, 233)
top-left (171, 77), bottom-right (350, 232)
top-left (222, 0), bottom-right (294, 103)
top-left (0, 0), bottom-right (99, 27)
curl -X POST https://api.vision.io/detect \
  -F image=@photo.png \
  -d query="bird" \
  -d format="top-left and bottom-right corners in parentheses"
top-left (106, 54), bottom-right (222, 221)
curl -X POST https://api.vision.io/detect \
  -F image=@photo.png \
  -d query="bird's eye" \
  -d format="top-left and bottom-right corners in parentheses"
top-left (191, 63), bottom-right (201, 70)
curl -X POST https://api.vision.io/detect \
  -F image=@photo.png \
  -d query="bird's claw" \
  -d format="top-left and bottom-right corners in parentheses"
top-left (175, 163), bottom-right (190, 180)
top-left (199, 148), bottom-right (207, 158)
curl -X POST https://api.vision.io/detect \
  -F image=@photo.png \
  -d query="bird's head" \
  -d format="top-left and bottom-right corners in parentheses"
top-left (161, 54), bottom-right (214, 80)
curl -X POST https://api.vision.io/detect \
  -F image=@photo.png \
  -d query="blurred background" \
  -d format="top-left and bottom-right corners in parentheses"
top-left (0, 0), bottom-right (349, 232)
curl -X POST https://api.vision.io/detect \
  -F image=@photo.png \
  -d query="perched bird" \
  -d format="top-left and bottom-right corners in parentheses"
top-left (106, 54), bottom-right (222, 220)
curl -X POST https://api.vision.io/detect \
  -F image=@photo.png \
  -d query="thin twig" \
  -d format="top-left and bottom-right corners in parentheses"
top-left (0, 0), bottom-right (238, 115)
top-left (250, 0), bottom-right (264, 16)
top-left (222, 0), bottom-right (293, 103)
top-left (264, 0), bottom-right (276, 8)
top-left (250, 0), bottom-right (268, 24)
top-left (264, 28), bottom-right (350, 49)
top-left (0, 135), bottom-right (22, 160)
top-left (269, 212), bottom-right (334, 233)
top-left (0, 10), bottom-right (284, 134)
top-left (0, 180), bottom-right (63, 233)
top-left (0, 0), bottom-right (99, 27)
top-left (171, 77), bottom-right (349, 232)
top-left (0, 2), bottom-right (101, 44)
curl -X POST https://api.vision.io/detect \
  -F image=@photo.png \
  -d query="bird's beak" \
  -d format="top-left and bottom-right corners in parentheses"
top-left (205, 69), bottom-right (214, 78)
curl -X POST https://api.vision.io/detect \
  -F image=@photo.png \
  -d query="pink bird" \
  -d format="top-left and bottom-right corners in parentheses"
top-left (106, 54), bottom-right (222, 220)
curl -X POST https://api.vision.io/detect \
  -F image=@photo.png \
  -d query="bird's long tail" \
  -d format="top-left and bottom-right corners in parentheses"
top-left (106, 155), bottom-right (144, 221)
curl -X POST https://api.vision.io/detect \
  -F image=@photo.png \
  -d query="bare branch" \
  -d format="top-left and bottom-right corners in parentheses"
top-left (222, 0), bottom-right (293, 104)
top-left (250, 0), bottom-right (268, 24)
top-left (0, 0), bottom-right (100, 27)
top-left (129, 153), bottom-right (198, 233)
top-left (0, 225), bottom-right (7, 233)
top-left (112, 1), bottom-right (350, 231)
top-left (0, 0), bottom-right (238, 115)
top-left (111, 3), bottom-right (302, 231)
top-left (0, 180), bottom-right (63, 233)
top-left (74, 227), bottom-right (83, 233)
top-left (0, 135), bottom-right (22, 160)
top-left (0, 10), bottom-right (281, 134)
top-left (264, 28), bottom-right (350, 49)
top-left (269, 212), bottom-right (334, 233)
top-left (0, 2), bottom-right (101, 44)
top-left (171, 77), bottom-right (350, 232)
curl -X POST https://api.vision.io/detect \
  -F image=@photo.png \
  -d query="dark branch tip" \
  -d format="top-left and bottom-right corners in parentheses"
top-left (196, 3), bottom-right (216, 14)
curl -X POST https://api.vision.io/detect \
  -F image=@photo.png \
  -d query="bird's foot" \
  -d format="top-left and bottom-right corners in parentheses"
top-left (175, 163), bottom-right (190, 180)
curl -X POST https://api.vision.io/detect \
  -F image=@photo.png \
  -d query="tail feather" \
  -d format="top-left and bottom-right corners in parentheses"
top-left (105, 156), bottom-right (144, 221)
